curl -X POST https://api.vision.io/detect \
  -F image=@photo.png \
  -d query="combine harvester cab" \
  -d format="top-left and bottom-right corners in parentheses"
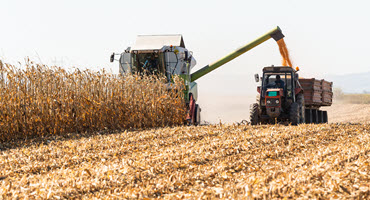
top-left (251, 66), bottom-right (333, 125)
top-left (111, 27), bottom-right (285, 125)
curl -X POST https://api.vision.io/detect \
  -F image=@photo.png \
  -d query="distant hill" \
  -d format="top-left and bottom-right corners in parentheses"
top-left (325, 71), bottom-right (370, 94)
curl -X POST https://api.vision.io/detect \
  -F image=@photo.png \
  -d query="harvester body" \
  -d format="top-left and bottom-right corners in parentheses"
top-left (117, 35), bottom-right (199, 101)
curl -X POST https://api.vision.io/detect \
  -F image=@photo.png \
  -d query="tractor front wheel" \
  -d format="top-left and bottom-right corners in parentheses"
top-left (250, 103), bottom-right (260, 125)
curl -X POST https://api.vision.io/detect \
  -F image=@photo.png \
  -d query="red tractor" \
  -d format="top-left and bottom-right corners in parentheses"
top-left (250, 66), bottom-right (305, 125)
top-left (250, 66), bottom-right (332, 125)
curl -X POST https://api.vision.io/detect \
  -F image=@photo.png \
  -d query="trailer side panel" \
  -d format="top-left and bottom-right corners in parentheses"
top-left (299, 78), bottom-right (333, 107)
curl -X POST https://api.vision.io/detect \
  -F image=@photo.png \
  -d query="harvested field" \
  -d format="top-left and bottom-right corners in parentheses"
top-left (337, 94), bottom-right (370, 104)
top-left (323, 102), bottom-right (370, 123)
top-left (1, 124), bottom-right (369, 199)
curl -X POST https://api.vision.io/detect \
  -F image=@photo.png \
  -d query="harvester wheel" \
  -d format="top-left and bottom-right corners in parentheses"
top-left (186, 94), bottom-right (196, 125)
top-left (194, 104), bottom-right (201, 126)
top-left (297, 94), bottom-right (305, 124)
top-left (250, 103), bottom-right (260, 125)
top-left (289, 102), bottom-right (300, 125)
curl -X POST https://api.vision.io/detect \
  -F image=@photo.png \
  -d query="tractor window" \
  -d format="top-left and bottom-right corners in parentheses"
top-left (132, 53), bottom-right (166, 75)
top-left (262, 72), bottom-right (293, 98)
top-left (285, 74), bottom-right (292, 97)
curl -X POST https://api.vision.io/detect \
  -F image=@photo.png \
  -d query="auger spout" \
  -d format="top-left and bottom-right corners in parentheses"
top-left (190, 26), bottom-right (284, 82)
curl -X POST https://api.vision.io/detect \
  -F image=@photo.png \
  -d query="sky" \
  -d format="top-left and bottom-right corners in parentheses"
top-left (1, 0), bottom-right (369, 98)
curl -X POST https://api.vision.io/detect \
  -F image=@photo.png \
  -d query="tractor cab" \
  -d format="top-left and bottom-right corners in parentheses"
top-left (259, 66), bottom-right (297, 103)
top-left (253, 66), bottom-right (304, 123)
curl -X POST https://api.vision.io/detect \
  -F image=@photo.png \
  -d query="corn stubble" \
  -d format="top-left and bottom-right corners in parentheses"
top-left (0, 123), bottom-right (369, 199)
top-left (0, 60), bottom-right (186, 141)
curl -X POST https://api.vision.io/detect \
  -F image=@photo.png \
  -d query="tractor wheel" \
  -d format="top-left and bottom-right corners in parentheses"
top-left (250, 103), bottom-right (260, 125)
top-left (256, 95), bottom-right (261, 103)
top-left (194, 104), bottom-right (201, 126)
top-left (297, 94), bottom-right (305, 124)
top-left (289, 102), bottom-right (300, 125)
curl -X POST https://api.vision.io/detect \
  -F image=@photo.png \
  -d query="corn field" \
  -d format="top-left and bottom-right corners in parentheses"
top-left (0, 60), bottom-right (186, 141)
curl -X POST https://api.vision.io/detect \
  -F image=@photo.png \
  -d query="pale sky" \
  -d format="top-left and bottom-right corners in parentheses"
top-left (1, 0), bottom-right (369, 96)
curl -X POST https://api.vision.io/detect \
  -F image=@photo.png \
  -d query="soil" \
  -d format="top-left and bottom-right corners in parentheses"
top-left (322, 101), bottom-right (370, 123)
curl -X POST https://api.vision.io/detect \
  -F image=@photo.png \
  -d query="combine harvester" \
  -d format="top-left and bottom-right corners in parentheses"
top-left (111, 27), bottom-right (285, 125)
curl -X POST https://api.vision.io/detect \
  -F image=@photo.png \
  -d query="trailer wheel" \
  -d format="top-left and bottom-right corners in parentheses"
top-left (318, 110), bottom-right (323, 123)
top-left (250, 103), bottom-right (260, 125)
top-left (323, 111), bottom-right (328, 123)
top-left (289, 102), bottom-right (300, 125)
top-left (297, 94), bottom-right (305, 124)
top-left (305, 109), bottom-right (312, 124)
top-left (312, 109), bottom-right (318, 124)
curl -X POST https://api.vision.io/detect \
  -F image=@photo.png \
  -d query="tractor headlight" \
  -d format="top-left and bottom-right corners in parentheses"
top-left (267, 100), bottom-right (271, 104)
top-left (275, 99), bottom-right (279, 104)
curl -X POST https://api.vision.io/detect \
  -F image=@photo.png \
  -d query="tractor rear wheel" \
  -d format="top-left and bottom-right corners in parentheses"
top-left (250, 103), bottom-right (260, 125)
top-left (289, 102), bottom-right (300, 125)
top-left (297, 94), bottom-right (305, 124)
